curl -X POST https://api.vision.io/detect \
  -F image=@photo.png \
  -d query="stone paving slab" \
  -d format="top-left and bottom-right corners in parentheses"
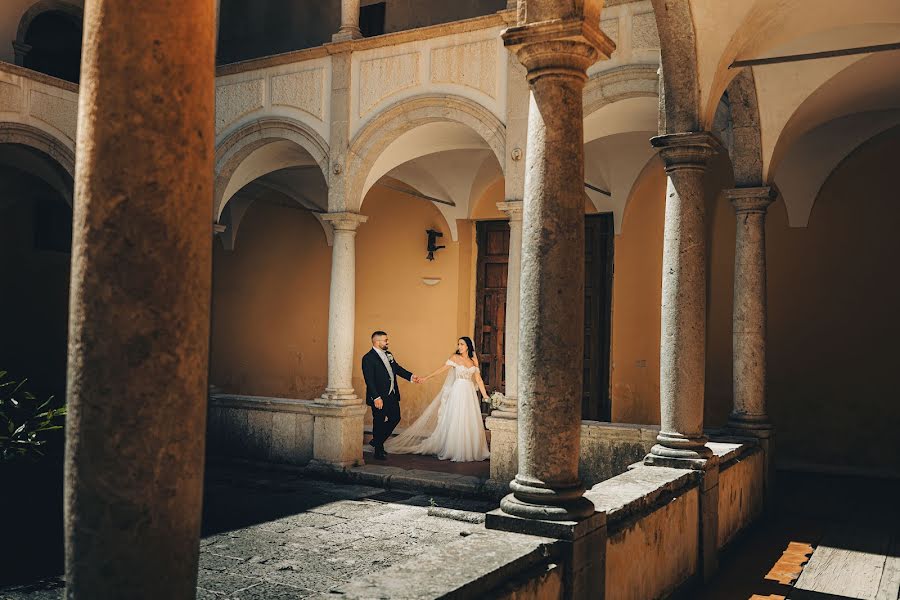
top-left (0, 462), bottom-right (499, 600)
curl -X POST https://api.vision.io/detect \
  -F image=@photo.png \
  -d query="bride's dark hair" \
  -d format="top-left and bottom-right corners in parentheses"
top-left (456, 336), bottom-right (475, 359)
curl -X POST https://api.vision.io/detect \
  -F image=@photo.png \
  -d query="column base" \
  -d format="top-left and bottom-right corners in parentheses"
top-left (332, 27), bottom-right (362, 42)
top-left (319, 388), bottom-right (361, 407)
top-left (645, 432), bottom-right (712, 469)
top-left (500, 475), bottom-right (595, 522)
top-left (725, 414), bottom-right (774, 437)
top-left (309, 402), bottom-right (366, 468)
top-left (486, 506), bottom-right (606, 600)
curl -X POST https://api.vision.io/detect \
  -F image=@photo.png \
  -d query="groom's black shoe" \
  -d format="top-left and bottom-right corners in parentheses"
top-left (373, 446), bottom-right (387, 460)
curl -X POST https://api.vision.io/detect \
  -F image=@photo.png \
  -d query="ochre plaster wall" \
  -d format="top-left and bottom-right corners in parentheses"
top-left (609, 158), bottom-right (665, 424)
top-left (353, 184), bottom-right (473, 427)
top-left (763, 129), bottom-right (900, 474)
top-left (209, 198), bottom-right (331, 399)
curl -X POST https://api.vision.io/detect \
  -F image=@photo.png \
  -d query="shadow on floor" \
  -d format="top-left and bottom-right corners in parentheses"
top-left (696, 471), bottom-right (900, 600)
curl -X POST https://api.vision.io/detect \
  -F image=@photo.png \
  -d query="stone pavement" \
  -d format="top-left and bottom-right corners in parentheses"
top-left (0, 462), bottom-right (499, 600)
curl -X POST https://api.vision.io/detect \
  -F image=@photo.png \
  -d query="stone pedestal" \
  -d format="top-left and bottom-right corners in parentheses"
top-left (725, 186), bottom-right (777, 508)
top-left (644, 132), bottom-right (723, 468)
top-left (64, 1), bottom-right (216, 598)
top-left (495, 16), bottom-right (613, 525)
top-left (487, 509), bottom-right (607, 600)
top-left (485, 414), bottom-right (518, 486)
top-left (333, 0), bottom-right (362, 41)
top-left (12, 41), bottom-right (31, 66)
top-left (309, 404), bottom-right (367, 468)
top-left (315, 212), bottom-right (367, 469)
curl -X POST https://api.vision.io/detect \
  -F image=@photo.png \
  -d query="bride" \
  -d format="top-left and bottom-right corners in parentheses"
top-left (384, 337), bottom-right (491, 462)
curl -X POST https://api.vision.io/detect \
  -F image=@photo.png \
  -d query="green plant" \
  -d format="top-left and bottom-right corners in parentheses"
top-left (0, 371), bottom-right (66, 463)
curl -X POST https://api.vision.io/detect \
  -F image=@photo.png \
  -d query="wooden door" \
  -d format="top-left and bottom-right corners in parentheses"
top-left (582, 214), bottom-right (614, 421)
top-left (474, 220), bottom-right (509, 393)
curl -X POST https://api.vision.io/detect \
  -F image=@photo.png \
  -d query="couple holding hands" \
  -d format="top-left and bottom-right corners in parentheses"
top-left (362, 331), bottom-right (491, 463)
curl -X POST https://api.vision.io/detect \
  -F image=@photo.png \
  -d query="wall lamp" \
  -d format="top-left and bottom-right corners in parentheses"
top-left (426, 229), bottom-right (445, 261)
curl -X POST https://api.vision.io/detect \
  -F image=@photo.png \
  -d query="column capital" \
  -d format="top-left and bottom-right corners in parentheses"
top-left (651, 132), bottom-right (724, 170)
top-left (497, 200), bottom-right (524, 221)
top-left (321, 211), bottom-right (367, 232)
top-left (502, 19), bottom-right (614, 80)
top-left (725, 186), bottom-right (777, 214)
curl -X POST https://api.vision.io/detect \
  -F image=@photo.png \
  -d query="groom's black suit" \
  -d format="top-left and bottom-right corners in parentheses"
top-left (362, 348), bottom-right (413, 451)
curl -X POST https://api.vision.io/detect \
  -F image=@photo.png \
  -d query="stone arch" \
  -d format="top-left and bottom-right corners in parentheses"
top-left (0, 122), bottom-right (75, 204)
top-left (724, 69), bottom-right (763, 187)
top-left (583, 65), bottom-right (660, 234)
top-left (213, 117), bottom-right (329, 222)
top-left (583, 64), bottom-right (659, 119)
top-left (14, 0), bottom-right (83, 64)
top-left (344, 94), bottom-right (506, 213)
top-left (649, 0), bottom-right (701, 134)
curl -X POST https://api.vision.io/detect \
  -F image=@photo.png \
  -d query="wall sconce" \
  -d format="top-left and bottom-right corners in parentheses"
top-left (426, 229), bottom-right (445, 261)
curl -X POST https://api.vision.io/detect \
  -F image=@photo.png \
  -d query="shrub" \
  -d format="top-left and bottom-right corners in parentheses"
top-left (0, 370), bottom-right (66, 463)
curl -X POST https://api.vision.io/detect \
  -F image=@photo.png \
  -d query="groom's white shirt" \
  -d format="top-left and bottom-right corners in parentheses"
top-left (373, 346), bottom-right (395, 394)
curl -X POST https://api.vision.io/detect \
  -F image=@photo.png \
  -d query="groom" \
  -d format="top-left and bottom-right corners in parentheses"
top-left (362, 331), bottom-right (420, 460)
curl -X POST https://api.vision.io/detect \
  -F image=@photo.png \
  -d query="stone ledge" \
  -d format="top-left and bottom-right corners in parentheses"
top-left (707, 438), bottom-right (760, 471)
top-left (209, 393), bottom-right (316, 414)
top-left (322, 528), bottom-right (559, 599)
top-left (0, 61), bottom-right (79, 93)
top-left (585, 465), bottom-right (699, 534)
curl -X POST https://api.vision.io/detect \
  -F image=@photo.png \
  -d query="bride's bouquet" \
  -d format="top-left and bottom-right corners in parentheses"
top-left (488, 391), bottom-right (506, 411)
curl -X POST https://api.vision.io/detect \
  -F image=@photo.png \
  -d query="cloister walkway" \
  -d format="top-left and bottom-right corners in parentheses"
top-left (2, 468), bottom-right (896, 599)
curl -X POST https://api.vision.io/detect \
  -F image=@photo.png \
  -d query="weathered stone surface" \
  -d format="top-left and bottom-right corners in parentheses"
top-left (28, 90), bottom-right (77, 139)
top-left (63, 1), bottom-right (216, 599)
top-left (717, 447), bottom-right (764, 549)
top-left (215, 78), bottom-right (265, 131)
top-left (430, 39), bottom-right (498, 98)
top-left (646, 132), bottom-right (723, 464)
top-left (323, 529), bottom-right (558, 599)
top-left (358, 52), bottom-right (420, 116)
top-left (271, 68), bottom-right (325, 119)
top-left (500, 26), bottom-right (612, 523)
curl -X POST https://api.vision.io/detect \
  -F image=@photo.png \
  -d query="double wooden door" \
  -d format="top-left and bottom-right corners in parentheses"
top-left (474, 214), bottom-right (614, 421)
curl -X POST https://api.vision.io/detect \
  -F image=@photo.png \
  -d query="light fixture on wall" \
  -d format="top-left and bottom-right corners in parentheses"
top-left (426, 229), bottom-right (445, 261)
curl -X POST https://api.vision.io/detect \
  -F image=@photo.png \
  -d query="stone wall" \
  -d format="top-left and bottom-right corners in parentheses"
top-left (717, 445), bottom-right (764, 550)
top-left (588, 467), bottom-right (700, 600)
top-left (208, 395), bottom-right (315, 465)
top-left (580, 421), bottom-right (659, 488)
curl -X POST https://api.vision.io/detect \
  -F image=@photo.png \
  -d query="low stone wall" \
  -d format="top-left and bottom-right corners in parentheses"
top-left (207, 394), bottom-right (315, 465)
top-left (715, 442), bottom-right (765, 550)
top-left (487, 418), bottom-right (659, 489)
top-left (580, 421), bottom-right (660, 487)
top-left (307, 440), bottom-right (766, 599)
top-left (587, 467), bottom-right (700, 600)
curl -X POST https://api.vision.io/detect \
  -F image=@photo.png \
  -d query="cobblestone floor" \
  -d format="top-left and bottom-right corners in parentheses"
top-left (0, 462), bottom-right (499, 600)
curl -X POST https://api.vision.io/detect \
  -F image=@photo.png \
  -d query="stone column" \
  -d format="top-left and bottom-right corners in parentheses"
top-left (496, 200), bottom-right (523, 416)
top-left (644, 132), bottom-right (723, 467)
top-left (333, 0), bottom-right (362, 42)
top-left (725, 186), bottom-right (777, 506)
top-left (486, 11), bottom-right (614, 600)
top-left (643, 132), bottom-right (724, 581)
top-left (12, 41), bottom-right (31, 66)
top-left (485, 201), bottom-right (523, 488)
top-left (64, 1), bottom-right (215, 598)
top-left (311, 212), bottom-right (368, 468)
top-left (498, 21), bottom-right (613, 524)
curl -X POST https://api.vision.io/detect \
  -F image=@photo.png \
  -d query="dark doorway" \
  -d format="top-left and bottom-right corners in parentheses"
top-left (473, 214), bottom-right (614, 420)
top-left (23, 10), bottom-right (83, 84)
top-left (582, 213), bottom-right (614, 421)
top-left (360, 2), bottom-right (387, 37)
top-left (474, 220), bottom-right (509, 394)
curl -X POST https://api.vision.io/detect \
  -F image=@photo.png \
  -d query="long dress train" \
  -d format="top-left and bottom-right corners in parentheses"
top-left (384, 359), bottom-right (490, 462)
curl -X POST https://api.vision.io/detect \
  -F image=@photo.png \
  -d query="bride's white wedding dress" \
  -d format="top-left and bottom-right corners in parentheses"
top-left (384, 359), bottom-right (490, 462)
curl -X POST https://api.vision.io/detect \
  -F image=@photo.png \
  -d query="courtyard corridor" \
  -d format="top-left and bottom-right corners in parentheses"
top-left (2, 464), bottom-right (897, 600)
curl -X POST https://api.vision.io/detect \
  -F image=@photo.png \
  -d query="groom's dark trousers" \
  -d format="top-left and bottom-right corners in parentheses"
top-left (362, 348), bottom-right (413, 450)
